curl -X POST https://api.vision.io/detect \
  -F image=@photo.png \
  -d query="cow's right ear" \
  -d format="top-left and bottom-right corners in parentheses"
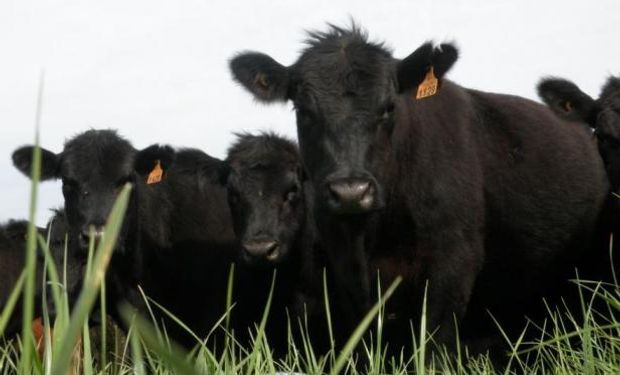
top-left (229, 52), bottom-right (290, 102)
top-left (134, 144), bottom-right (176, 177)
top-left (12, 146), bottom-right (61, 180)
top-left (537, 78), bottom-right (596, 124)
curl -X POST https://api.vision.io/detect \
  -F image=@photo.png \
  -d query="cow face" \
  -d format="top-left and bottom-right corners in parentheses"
top-left (222, 133), bottom-right (304, 265)
top-left (12, 130), bottom-right (174, 253)
top-left (230, 25), bottom-right (457, 216)
top-left (538, 76), bottom-right (620, 189)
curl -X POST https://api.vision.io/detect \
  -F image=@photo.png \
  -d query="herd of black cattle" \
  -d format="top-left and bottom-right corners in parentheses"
top-left (1, 24), bottom-right (619, 362)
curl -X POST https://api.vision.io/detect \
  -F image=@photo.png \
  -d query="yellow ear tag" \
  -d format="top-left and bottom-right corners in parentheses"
top-left (147, 160), bottom-right (163, 184)
top-left (415, 66), bottom-right (439, 100)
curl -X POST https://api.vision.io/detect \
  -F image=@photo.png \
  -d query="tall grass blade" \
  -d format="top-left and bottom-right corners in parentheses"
top-left (50, 184), bottom-right (132, 375)
top-left (119, 304), bottom-right (202, 375)
top-left (0, 271), bottom-right (26, 335)
top-left (19, 69), bottom-right (46, 374)
top-left (329, 276), bottom-right (402, 375)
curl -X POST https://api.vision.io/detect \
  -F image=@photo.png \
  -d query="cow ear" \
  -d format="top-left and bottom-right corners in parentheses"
top-left (600, 76), bottom-right (620, 103)
top-left (134, 144), bottom-right (176, 177)
top-left (12, 146), bottom-right (61, 180)
top-left (537, 78), bottom-right (596, 124)
top-left (396, 42), bottom-right (458, 94)
top-left (229, 52), bottom-right (290, 102)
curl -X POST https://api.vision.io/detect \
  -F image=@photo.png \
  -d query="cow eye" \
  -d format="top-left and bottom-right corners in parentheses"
top-left (62, 178), bottom-right (79, 193)
top-left (380, 103), bottom-right (395, 120)
top-left (284, 184), bottom-right (300, 202)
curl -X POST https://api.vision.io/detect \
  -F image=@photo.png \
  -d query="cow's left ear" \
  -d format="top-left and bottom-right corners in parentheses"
top-left (396, 42), bottom-right (459, 94)
top-left (134, 144), bottom-right (176, 177)
top-left (396, 42), bottom-right (458, 94)
top-left (12, 145), bottom-right (61, 181)
top-left (537, 78), bottom-right (596, 124)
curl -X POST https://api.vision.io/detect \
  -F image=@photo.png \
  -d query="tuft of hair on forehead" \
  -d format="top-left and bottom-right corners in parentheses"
top-left (226, 131), bottom-right (299, 169)
top-left (303, 22), bottom-right (391, 56)
top-left (63, 129), bottom-right (135, 165)
top-left (64, 129), bottom-right (132, 151)
top-left (59, 129), bottom-right (137, 179)
top-left (297, 22), bottom-right (395, 99)
top-left (600, 76), bottom-right (620, 101)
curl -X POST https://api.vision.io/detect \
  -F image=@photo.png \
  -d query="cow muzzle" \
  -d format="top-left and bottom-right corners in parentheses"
top-left (242, 239), bottom-right (281, 262)
top-left (327, 178), bottom-right (378, 214)
top-left (79, 226), bottom-right (105, 248)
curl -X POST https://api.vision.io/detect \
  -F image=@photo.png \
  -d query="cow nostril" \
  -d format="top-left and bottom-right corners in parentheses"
top-left (265, 242), bottom-right (280, 261)
top-left (79, 231), bottom-right (89, 244)
top-left (359, 183), bottom-right (375, 209)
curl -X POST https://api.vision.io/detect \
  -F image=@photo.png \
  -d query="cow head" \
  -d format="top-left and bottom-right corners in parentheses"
top-left (538, 76), bottom-right (620, 189)
top-left (221, 133), bottom-right (304, 265)
top-left (12, 129), bottom-right (174, 254)
top-left (230, 24), bottom-right (457, 217)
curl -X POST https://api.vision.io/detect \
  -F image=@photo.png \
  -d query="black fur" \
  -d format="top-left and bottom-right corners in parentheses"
top-left (538, 76), bottom-right (620, 285)
top-left (229, 53), bottom-right (290, 102)
top-left (222, 132), bottom-right (327, 353)
top-left (230, 23), bottom-right (610, 360)
top-left (12, 147), bottom-right (61, 181)
top-left (538, 76), bottom-right (620, 190)
top-left (0, 211), bottom-right (82, 338)
top-left (134, 144), bottom-right (176, 176)
top-left (537, 77), bottom-right (597, 123)
top-left (11, 130), bottom-right (237, 347)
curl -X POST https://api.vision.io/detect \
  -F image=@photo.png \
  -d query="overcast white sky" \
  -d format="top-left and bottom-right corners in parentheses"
top-left (1, 0), bottom-right (618, 225)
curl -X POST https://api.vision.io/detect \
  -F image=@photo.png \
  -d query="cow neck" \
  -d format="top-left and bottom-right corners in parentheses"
top-left (315, 209), bottom-right (373, 321)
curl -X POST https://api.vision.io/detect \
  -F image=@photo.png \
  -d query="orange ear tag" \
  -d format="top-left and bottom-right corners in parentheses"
top-left (415, 66), bottom-right (439, 100)
top-left (147, 160), bottom-right (163, 184)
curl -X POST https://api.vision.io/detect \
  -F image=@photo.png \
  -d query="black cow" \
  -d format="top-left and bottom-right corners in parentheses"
top-left (12, 129), bottom-right (237, 347)
top-left (0, 211), bottom-right (81, 338)
top-left (538, 76), bottom-right (620, 281)
top-left (221, 132), bottom-right (327, 353)
top-left (538, 76), bottom-right (620, 190)
top-left (230, 24), bottom-right (609, 357)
